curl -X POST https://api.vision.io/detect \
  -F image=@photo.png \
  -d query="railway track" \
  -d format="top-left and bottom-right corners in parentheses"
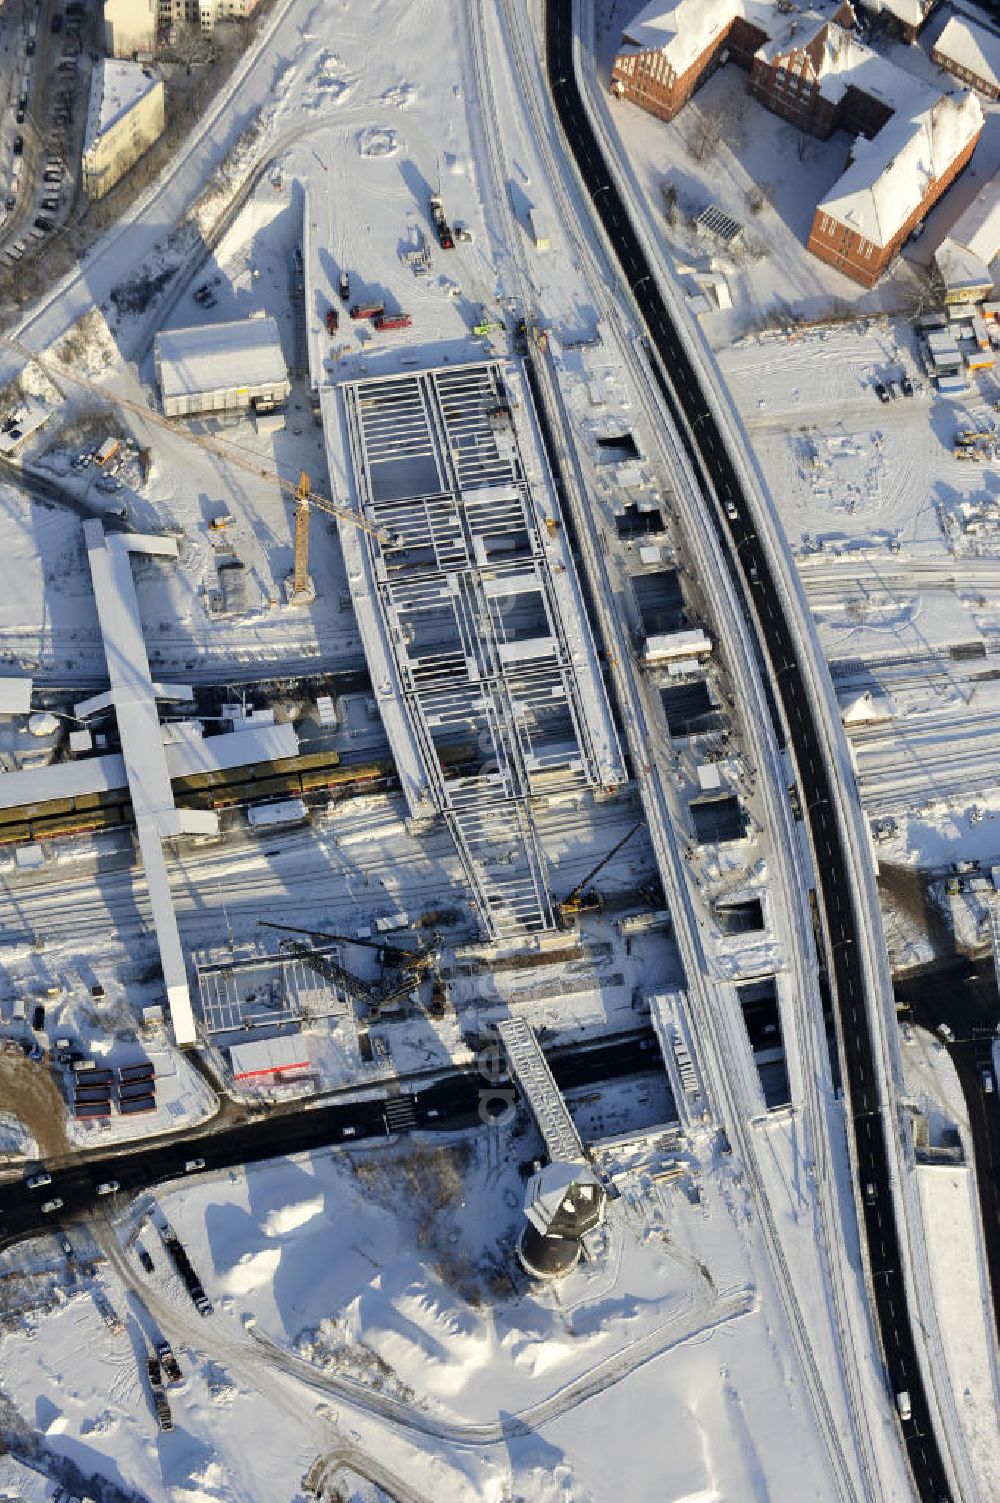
top-left (465, 3), bottom-right (877, 1497)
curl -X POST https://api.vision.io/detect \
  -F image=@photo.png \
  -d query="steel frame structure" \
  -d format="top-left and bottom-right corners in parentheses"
top-left (339, 361), bottom-right (622, 940)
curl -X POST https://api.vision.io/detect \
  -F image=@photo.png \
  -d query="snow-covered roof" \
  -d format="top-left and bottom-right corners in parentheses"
top-left (935, 236), bottom-right (993, 295)
top-left (0, 675), bottom-right (32, 715)
top-left (618, 0), bottom-right (741, 75)
top-left (523, 1161), bottom-right (605, 1236)
top-left (838, 686), bottom-right (896, 724)
top-left (83, 59), bottom-right (159, 157)
top-left (947, 174), bottom-right (1000, 264)
top-left (162, 722), bottom-right (297, 777)
top-left (759, 15), bottom-right (927, 112)
top-left (230, 1033), bottom-right (311, 1079)
top-left (818, 91), bottom-right (984, 248)
top-left (155, 317), bottom-right (287, 400)
top-left (933, 16), bottom-right (1000, 93)
top-left (869, 0), bottom-right (931, 28)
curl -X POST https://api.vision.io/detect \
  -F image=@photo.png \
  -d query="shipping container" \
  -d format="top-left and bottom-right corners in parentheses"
top-left (119, 1093), bottom-right (156, 1114)
top-left (118, 1061), bottom-right (155, 1083)
top-left (75, 1100), bottom-right (112, 1118)
top-left (119, 1079), bottom-right (157, 1101)
top-left (73, 1065), bottom-right (113, 1085)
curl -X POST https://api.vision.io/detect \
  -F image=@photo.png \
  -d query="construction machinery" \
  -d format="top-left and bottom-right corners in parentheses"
top-left (0, 332), bottom-right (400, 604)
top-left (258, 920), bottom-right (432, 1018)
top-left (556, 820), bottom-right (644, 924)
top-left (288, 469), bottom-right (316, 605)
top-left (429, 194), bottom-right (454, 250)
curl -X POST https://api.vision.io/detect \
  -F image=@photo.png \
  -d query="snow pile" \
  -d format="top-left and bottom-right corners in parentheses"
top-left (0, 1111), bottom-right (38, 1159)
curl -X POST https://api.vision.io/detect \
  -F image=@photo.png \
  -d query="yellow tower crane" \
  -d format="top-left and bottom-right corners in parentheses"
top-left (0, 334), bottom-right (395, 590)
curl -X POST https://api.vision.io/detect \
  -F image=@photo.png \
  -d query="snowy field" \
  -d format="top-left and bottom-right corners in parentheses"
top-left (0, 1118), bottom-right (879, 1503)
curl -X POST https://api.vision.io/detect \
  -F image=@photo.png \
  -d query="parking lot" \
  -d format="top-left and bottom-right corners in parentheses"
top-left (1, 0), bottom-right (97, 274)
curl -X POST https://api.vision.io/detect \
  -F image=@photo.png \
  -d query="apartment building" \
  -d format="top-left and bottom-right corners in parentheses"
top-left (159, 0), bottom-right (260, 32)
top-left (103, 0), bottom-right (157, 58)
top-left (81, 60), bottom-right (165, 199)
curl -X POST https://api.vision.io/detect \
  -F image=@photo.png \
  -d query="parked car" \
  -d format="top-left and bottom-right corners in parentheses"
top-left (899, 374), bottom-right (913, 397)
top-left (137, 1246), bottom-right (155, 1273)
top-left (874, 381), bottom-right (889, 403)
top-left (96, 1180), bottom-right (119, 1196)
top-left (31, 1004), bottom-right (44, 1031)
top-left (983, 1069), bottom-right (994, 1094)
top-left (52, 12), bottom-right (65, 32)
top-left (12, 135), bottom-right (23, 156)
top-left (26, 1172), bottom-right (52, 1190)
top-left (40, 1199), bottom-right (63, 1214)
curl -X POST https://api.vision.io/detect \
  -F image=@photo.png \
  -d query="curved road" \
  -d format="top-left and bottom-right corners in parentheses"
top-left (0, 1032), bottom-right (661, 1242)
top-left (544, 3), bottom-right (949, 1499)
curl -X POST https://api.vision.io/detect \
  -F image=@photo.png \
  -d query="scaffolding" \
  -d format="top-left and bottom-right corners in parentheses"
top-left (336, 361), bottom-right (624, 940)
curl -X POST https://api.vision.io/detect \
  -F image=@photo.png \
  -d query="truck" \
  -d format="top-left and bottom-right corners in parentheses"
top-left (156, 1340), bottom-right (183, 1384)
top-left (325, 306), bottom-right (339, 334)
top-left (429, 195), bottom-right (454, 250)
top-left (372, 311), bottom-right (412, 332)
top-left (94, 437), bottom-right (121, 468)
top-left (349, 301), bottom-right (384, 321)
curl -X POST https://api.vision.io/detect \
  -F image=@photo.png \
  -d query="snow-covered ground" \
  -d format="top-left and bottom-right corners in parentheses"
top-left (0, 1111), bottom-right (884, 1503)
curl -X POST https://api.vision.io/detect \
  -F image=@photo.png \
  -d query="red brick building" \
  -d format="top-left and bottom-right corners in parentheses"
top-left (807, 92), bottom-right (983, 286)
top-left (610, 0), bottom-right (767, 121)
top-left (611, 0), bottom-right (984, 287)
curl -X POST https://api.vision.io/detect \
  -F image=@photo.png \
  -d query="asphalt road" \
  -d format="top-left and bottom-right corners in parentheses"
top-left (544, 4), bottom-right (950, 1498)
top-left (0, 1031), bottom-right (661, 1243)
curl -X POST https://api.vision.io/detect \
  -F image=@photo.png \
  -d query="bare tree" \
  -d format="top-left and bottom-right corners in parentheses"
top-left (688, 112), bottom-right (722, 164)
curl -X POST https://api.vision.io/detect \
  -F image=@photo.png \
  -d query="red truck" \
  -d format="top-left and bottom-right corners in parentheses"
top-left (325, 306), bottom-right (339, 334)
top-left (350, 301), bottom-right (384, 321)
top-left (373, 312), bottom-right (412, 332)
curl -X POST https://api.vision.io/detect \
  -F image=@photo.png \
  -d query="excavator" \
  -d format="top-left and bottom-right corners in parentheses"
top-left (555, 820), bottom-right (644, 925)
top-left (258, 920), bottom-right (432, 1018)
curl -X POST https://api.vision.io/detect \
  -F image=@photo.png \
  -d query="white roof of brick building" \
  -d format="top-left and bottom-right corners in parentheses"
top-left (933, 17), bottom-right (1000, 92)
top-left (759, 15), bottom-right (930, 111)
top-left (934, 236), bottom-right (993, 296)
top-left (817, 91), bottom-right (984, 247)
top-left (947, 173), bottom-right (1000, 263)
top-left (155, 317), bottom-right (288, 400)
top-left (83, 59), bottom-right (159, 157)
top-left (618, 0), bottom-right (741, 74)
top-left (868, 0), bottom-right (931, 28)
